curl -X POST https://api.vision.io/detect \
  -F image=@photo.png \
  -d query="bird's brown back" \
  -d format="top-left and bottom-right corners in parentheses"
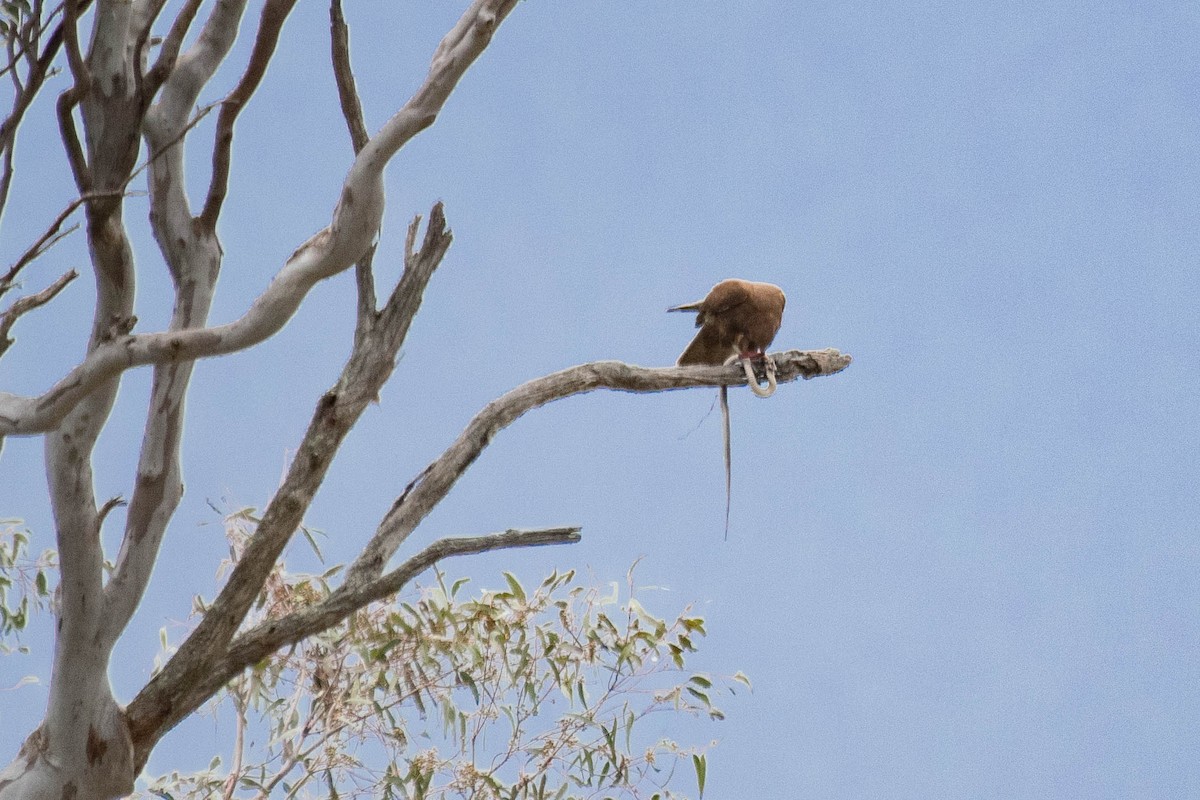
top-left (672, 279), bottom-right (786, 365)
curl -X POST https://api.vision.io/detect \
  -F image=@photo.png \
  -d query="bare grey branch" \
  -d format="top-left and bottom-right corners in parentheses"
top-left (347, 348), bottom-right (853, 586)
top-left (0, 269), bottom-right (78, 359)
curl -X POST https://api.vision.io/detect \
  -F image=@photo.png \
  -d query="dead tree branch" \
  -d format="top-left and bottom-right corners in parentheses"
top-left (329, 0), bottom-right (368, 153)
top-left (61, 0), bottom-right (88, 90)
top-left (142, 0), bottom-right (204, 96)
top-left (0, 193), bottom-right (92, 301)
top-left (346, 348), bottom-right (853, 586)
top-left (0, 269), bottom-right (77, 359)
top-left (329, 0), bottom-right (376, 325)
top-left (200, 0), bottom-right (297, 229)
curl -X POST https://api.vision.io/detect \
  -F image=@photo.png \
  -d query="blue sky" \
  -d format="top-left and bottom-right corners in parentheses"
top-left (2, 1), bottom-right (1198, 797)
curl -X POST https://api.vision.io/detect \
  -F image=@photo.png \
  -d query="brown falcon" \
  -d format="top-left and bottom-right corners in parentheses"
top-left (669, 279), bottom-right (786, 366)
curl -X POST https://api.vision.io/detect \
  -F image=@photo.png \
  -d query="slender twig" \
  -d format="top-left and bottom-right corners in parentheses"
top-left (6, 34), bottom-right (21, 94)
top-left (351, 246), bottom-right (378, 334)
top-left (61, 0), bottom-right (88, 91)
top-left (134, 100), bottom-right (217, 183)
top-left (255, 681), bottom-right (325, 800)
top-left (200, 0), bottom-right (298, 229)
top-left (1, 199), bottom-right (88, 297)
top-left (0, 269), bottom-right (78, 359)
top-left (0, 145), bottom-right (16, 234)
top-left (131, 0), bottom-right (166, 102)
top-left (132, 0), bottom-right (168, 48)
top-left (55, 88), bottom-right (90, 192)
top-left (19, 0), bottom-right (47, 76)
top-left (142, 0), bottom-right (202, 95)
top-left (96, 495), bottom-right (127, 527)
top-left (329, 0), bottom-right (376, 324)
top-left (220, 690), bottom-right (248, 800)
top-left (329, 0), bottom-right (368, 153)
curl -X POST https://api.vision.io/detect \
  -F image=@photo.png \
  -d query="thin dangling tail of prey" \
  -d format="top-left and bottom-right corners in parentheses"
top-left (721, 383), bottom-right (732, 540)
top-left (721, 354), bottom-right (740, 540)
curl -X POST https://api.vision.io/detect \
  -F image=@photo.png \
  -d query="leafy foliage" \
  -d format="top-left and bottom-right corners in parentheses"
top-left (0, 518), bottom-right (56, 657)
top-left (136, 511), bottom-right (741, 800)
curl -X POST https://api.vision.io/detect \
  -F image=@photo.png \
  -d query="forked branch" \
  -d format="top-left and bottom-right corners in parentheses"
top-left (127, 526), bottom-right (580, 760)
top-left (125, 204), bottom-right (454, 759)
top-left (0, 269), bottom-right (77, 359)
